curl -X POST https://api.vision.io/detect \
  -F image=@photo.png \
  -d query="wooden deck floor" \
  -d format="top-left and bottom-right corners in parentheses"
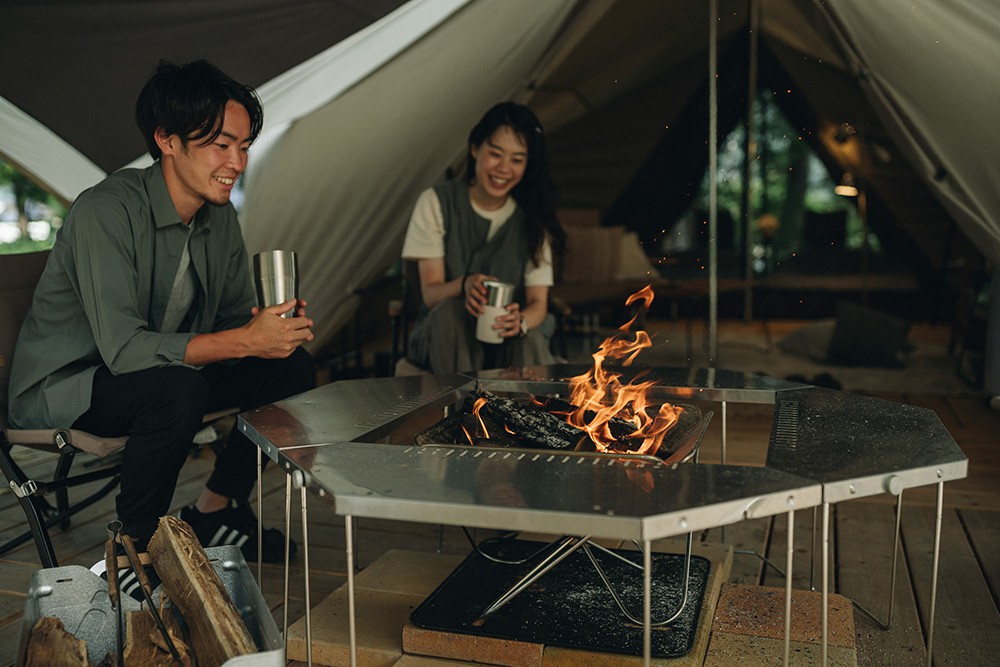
top-left (2, 329), bottom-right (999, 665)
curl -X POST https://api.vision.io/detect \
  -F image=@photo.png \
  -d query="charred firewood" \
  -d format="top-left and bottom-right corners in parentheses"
top-left (533, 395), bottom-right (639, 442)
top-left (464, 389), bottom-right (585, 450)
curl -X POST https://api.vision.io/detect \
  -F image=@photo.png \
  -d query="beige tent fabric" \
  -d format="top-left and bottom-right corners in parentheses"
top-left (830, 0), bottom-right (1000, 264)
top-left (240, 0), bottom-right (577, 350)
top-left (3, 0), bottom-right (1000, 361)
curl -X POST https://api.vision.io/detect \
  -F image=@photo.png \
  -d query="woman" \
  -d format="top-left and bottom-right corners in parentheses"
top-left (401, 102), bottom-right (565, 373)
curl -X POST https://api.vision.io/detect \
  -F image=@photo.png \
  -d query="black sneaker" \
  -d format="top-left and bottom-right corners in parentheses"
top-left (179, 501), bottom-right (296, 564)
top-left (92, 548), bottom-right (161, 603)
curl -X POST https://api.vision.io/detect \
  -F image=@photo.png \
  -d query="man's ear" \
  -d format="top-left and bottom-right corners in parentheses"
top-left (154, 128), bottom-right (176, 156)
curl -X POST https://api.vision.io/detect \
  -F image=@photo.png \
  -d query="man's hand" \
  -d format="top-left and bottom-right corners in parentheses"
top-left (243, 299), bottom-right (314, 358)
top-left (184, 300), bottom-right (314, 367)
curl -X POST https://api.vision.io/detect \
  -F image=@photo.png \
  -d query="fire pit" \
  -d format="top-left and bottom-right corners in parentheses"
top-left (236, 291), bottom-right (967, 665)
top-left (413, 388), bottom-right (706, 466)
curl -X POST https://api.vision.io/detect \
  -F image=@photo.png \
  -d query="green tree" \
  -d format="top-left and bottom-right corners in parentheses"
top-left (1, 157), bottom-right (65, 252)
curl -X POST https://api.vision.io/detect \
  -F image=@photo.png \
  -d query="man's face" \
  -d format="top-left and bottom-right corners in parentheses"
top-left (159, 100), bottom-right (251, 220)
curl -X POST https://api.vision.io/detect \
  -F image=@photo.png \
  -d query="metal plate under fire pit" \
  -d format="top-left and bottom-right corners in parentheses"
top-left (410, 538), bottom-right (710, 658)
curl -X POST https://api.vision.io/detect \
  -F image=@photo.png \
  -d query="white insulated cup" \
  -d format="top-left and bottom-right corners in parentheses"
top-left (253, 250), bottom-right (298, 318)
top-left (476, 280), bottom-right (515, 344)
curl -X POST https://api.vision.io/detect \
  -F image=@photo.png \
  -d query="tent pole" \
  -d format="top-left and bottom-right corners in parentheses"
top-left (708, 0), bottom-right (719, 366)
top-left (742, 0), bottom-right (759, 322)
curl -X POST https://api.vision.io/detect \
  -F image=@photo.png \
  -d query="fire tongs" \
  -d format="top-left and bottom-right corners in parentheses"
top-left (105, 520), bottom-right (183, 664)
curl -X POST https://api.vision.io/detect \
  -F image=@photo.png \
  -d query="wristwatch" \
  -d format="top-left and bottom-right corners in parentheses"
top-left (519, 316), bottom-right (528, 337)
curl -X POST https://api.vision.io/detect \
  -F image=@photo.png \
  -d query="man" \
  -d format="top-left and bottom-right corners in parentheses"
top-left (7, 60), bottom-right (314, 589)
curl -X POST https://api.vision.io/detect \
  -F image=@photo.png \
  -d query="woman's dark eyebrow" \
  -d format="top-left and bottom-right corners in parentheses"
top-left (487, 140), bottom-right (527, 156)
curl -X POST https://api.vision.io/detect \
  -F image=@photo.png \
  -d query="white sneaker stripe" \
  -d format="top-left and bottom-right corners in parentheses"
top-left (210, 526), bottom-right (229, 546)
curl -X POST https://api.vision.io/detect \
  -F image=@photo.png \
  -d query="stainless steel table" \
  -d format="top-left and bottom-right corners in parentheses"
top-left (237, 366), bottom-right (966, 666)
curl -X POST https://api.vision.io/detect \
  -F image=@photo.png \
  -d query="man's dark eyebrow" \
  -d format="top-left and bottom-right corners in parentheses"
top-left (219, 130), bottom-right (251, 144)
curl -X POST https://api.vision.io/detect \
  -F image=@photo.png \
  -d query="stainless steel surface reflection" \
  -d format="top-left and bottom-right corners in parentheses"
top-left (267, 441), bottom-right (821, 541)
top-left (766, 388), bottom-right (968, 502)
top-left (238, 374), bottom-right (473, 458)
top-left (236, 364), bottom-right (968, 536)
top-left (473, 364), bottom-right (805, 404)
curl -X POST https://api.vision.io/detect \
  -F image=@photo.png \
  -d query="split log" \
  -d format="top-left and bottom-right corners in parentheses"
top-left (123, 608), bottom-right (194, 667)
top-left (147, 515), bottom-right (256, 667)
top-left (24, 616), bottom-right (87, 667)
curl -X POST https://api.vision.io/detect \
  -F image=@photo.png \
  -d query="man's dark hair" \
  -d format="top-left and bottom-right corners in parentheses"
top-left (135, 60), bottom-right (264, 160)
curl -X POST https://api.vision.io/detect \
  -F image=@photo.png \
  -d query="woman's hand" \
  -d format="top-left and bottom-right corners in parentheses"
top-left (495, 302), bottom-right (524, 338)
top-left (463, 272), bottom-right (495, 317)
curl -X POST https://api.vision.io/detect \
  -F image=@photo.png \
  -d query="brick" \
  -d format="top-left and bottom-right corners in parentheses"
top-left (402, 623), bottom-right (543, 667)
top-left (712, 584), bottom-right (856, 648)
top-left (704, 631), bottom-right (858, 666)
top-left (286, 586), bottom-right (424, 666)
top-left (355, 549), bottom-right (465, 597)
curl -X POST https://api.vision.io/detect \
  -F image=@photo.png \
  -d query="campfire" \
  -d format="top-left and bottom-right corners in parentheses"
top-left (417, 286), bottom-right (690, 460)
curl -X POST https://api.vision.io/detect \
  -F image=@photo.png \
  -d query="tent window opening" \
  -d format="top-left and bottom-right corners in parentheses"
top-left (656, 92), bottom-right (878, 278)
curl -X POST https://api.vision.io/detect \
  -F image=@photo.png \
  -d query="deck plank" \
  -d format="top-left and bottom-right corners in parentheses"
top-left (837, 501), bottom-right (927, 664)
top-left (902, 505), bottom-right (1000, 666)
top-left (956, 508), bottom-right (1000, 610)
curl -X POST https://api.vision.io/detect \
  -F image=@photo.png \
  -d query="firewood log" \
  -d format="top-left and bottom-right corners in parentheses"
top-left (147, 515), bottom-right (256, 667)
top-left (24, 616), bottom-right (87, 667)
top-left (465, 389), bottom-right (585, 450)
top-left (123, 608), bottom-right (194, 666)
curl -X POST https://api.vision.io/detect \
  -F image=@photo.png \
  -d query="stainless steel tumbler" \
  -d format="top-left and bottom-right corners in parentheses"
top-left (476, 280), bottom-right (514, 343)
top-left (253, 250), bottom-right (298, 318)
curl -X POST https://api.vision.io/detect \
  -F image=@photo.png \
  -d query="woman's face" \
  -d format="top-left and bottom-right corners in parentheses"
top-left (469, 125), bottom-right (527, 210)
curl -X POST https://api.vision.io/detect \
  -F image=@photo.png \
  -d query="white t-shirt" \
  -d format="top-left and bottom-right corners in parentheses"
top-left (401, 187), bottom-right (553, 287)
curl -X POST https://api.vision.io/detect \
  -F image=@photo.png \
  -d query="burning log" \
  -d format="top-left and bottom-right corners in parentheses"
top-left (533, 395), bottom-right (639, 444)
top-left (464, 389), bottom-right (585, 450)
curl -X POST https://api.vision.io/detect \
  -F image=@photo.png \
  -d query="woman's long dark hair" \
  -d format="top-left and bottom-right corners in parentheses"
top-left (464, 102), bottom-right (565, 263)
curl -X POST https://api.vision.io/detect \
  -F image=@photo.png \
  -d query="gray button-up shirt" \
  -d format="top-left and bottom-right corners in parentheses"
top-left (8, 161), bottom-right (255, 429)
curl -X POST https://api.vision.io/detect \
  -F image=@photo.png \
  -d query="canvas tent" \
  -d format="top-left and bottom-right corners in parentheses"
top-left (2, 0), bottom-right (999, 387)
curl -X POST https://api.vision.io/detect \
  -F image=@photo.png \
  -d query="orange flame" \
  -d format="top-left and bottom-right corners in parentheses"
top-left (563, 285), bottom-right (681, 456)
top-left (472, 397), bottom-right (490, 439)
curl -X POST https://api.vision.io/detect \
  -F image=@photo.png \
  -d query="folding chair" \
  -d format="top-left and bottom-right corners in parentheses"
top-left (0, 250), bottom-right (234, 567)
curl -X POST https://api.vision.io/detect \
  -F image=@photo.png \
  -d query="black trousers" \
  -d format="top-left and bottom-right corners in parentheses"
top-left (72, 348), bottom-right (314, 543)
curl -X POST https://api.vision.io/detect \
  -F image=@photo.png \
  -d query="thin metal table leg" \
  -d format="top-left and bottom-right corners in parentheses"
top-left (810, 506), bottom-right (817, 591)
top-left (295, 471), bottom-right (312, 667)
top-left (822, 502), bottom-right (830, 666)
top-left (345, 514), bottom-right (358, 667)
top-left (283, 473), bottom-right (292, 641)
top-left (785, 509), bottom-right (794, 667)
top-left (643, 538), bottom-right (652, 667)
top-left (720, 400), bottom-right (727, 543)
top-left (926, 481), bottom-right (944, 667)
top-left (256, 447), bottom-right (263, 585)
